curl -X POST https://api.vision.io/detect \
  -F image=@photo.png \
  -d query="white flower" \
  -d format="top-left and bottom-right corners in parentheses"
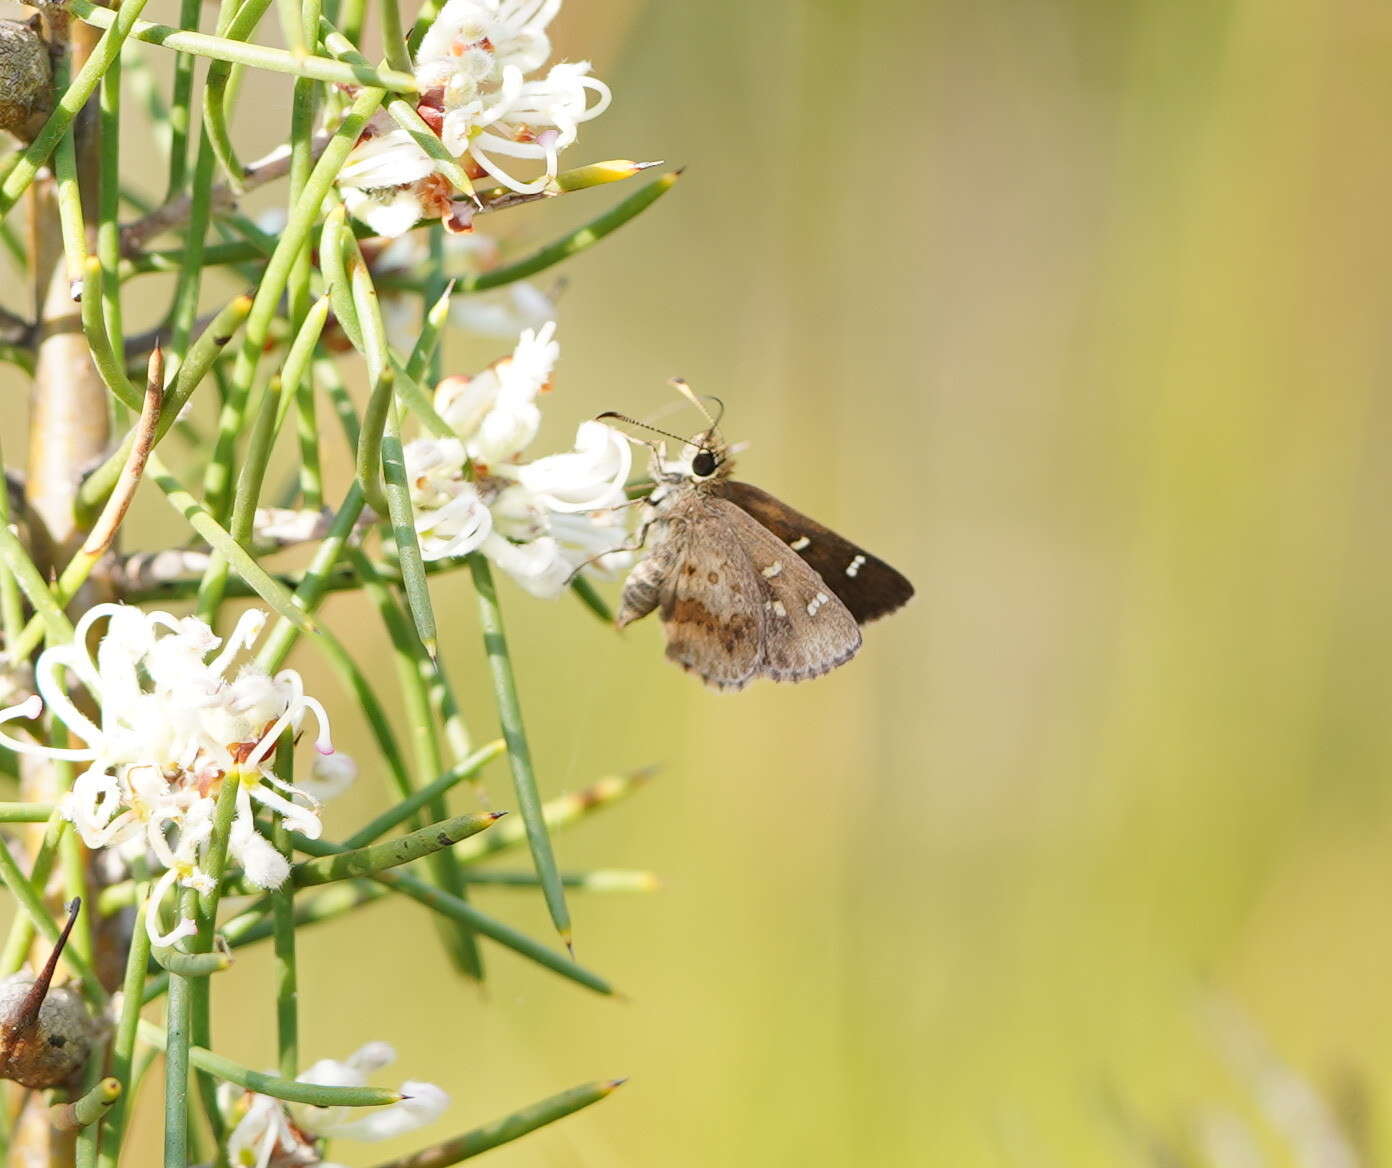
top-left (436, 321), bottom-right (557, 465)
top-left (416, 0), bottom-right (610, 195)
top-left (221, 1043), bottom-right (448, 1168)
top-left (406, 327), bottom-right (635, 596)
top-left (337, 115), bottom-right (465, 239)
top-left (336, 0), bottom-right (612, 234)
top-left (0, 605), bottom-right (345, 945)
top-left (511, 419), bottom-right (631, 512)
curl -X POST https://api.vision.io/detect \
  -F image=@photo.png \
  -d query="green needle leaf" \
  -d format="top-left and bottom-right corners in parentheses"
top-left (138, 1021), bottom-right (405, 1106)
top-left (367, 1078), bottom-right (626, 1167)
top-left (284, 810), bottom-right (506, 889)
top-left (471, 554), bottom-right (577, 944)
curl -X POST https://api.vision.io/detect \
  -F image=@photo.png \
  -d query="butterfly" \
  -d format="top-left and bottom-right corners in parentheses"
top-left (600, 387), bottom-right (913, 691)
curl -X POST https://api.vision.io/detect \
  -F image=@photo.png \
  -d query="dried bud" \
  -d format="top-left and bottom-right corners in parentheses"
top-left (0, 20), bottom-right (52, 143)
top-left (0, 901), bottom-right (95, 1089)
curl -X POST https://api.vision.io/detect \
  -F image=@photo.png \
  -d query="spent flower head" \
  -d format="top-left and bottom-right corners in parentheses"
top-left (0, 605), bottom-right (352, 946)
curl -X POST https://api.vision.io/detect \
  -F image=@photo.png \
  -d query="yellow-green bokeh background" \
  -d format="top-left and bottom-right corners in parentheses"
top-left (9, 0), bottom-right (1392, 1164)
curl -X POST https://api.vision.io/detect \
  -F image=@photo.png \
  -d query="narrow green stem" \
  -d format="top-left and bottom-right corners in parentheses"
top-left (0, 435), bottom-right (25, 645)
top-left (138, 1020), bottom-right (406, 1106)
top-left (68, 1), bottom-right (418, 93)
top-left (0, 802), bottom-right (57, 823)
top-left (383, 403), bottom-right (439, 651)
top-left (148, 454), bottom-right (320, 638)
top-left (452, 768), bottom-right (655, 866)
top-left (76, 293), bottom-right (254, 521)
top-left (344, 740), bottom-right (504, 848)
top-left (165, 905), bottom-right (193, 1168)
top-left (272, 735), bottom-right (298, 1078)
top-left (0, 0), bottom-right (154, 219)
top-left (152, 947), bottom-right (233, 976)
top-left (97, 35), bottom-right (124, 364)
top-left (346, 547), bottom-right (483, 976)
top-left (165, 0), bottom-right (204, 198)
top-left (281, 810), bottom-right (502, 888)
top-left (365, 1079), bottom-right (626, 1167)
top-left (470, 555), bottom-right (572, 944)
top-left (458, 172), bottom-right (683, 294)
top-left (0, 810), bottom-right (64, 974)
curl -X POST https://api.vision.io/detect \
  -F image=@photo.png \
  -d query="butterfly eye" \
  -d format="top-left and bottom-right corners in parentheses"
top-left (691, 450), bottom-right (718, 477)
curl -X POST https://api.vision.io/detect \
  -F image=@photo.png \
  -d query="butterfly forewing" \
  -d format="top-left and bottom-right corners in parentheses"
top-left (713, 480), bottom-right (914, 625)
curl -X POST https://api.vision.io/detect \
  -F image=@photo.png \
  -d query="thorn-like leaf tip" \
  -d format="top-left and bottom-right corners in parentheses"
top-left (488, 810), bottom-right (508, 820)
top-left (601, 1077), bottom-right (628, 1093)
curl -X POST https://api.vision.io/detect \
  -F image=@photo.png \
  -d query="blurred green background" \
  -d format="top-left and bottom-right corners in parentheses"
top-left (10, 0), bottom-right (1392, 1163)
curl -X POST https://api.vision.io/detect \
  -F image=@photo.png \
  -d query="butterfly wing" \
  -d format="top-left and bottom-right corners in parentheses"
top-left (713, 480), bottom-right (914, 625)
top-left (653, 496), bottom-right (861, 689)
top-left (716, 499), bottom-right (863, 684)
top-left (652, 500), bottom-right (767, 691)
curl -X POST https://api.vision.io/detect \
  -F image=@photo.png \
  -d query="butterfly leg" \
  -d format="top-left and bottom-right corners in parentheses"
top-left (563, 504), bottom-right (657, 587)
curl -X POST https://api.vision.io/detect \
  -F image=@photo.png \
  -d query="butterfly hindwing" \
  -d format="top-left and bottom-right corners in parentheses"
top-left (713, 480), bottom-right (914, 625)
top-left (713, 499), bottom-right (863, 684)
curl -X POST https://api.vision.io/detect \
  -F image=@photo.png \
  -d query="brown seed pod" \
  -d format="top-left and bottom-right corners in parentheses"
top-left (0, 19), bottom-right (52, 143)
top-left (0, 900), bottom-right (96, 1090)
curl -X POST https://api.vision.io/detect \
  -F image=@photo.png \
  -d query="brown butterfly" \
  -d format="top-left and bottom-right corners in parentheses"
top-left (602, 389), bottom-right (913, 691)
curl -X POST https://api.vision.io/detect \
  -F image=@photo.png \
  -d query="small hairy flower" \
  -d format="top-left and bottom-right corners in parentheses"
top-left (220, 1042), bottom-right (448, 1168)
top-left (406, 325), bottom-right (633, 595)
top-left (336, 0), bottom-right (611, 235)
top-left (0, 606), bottom-right (345, 946)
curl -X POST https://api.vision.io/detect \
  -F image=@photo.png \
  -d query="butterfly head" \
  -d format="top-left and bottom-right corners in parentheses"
top-left (682, 430), bottom-right (731, 483)
top-left (596, 381), bottom-right (734, 486)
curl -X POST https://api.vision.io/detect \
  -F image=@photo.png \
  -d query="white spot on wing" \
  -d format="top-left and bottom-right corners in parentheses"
top-left (764, 599), bottom-right (787, 618)
top-left (789, 536), bottom-right (811, 551)
top-left (846, 554), bottom-right (866, 578)
top-left (761, 562), bottom-right (782, 578)
top-left (806, 592), bottom-right (829, 616)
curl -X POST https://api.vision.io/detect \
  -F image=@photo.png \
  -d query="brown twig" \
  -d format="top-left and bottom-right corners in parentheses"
top-left (119, 132), bottom-right (331, 256)
top-left (80, 347), bottom-right (163, 559)
top-left (0, 305), bottom-right (33, 347)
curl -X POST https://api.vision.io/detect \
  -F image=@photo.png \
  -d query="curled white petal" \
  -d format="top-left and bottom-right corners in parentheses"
top-left (316, 1081), bottom-right (450, 1142)
top-left (481, 532), bottom-right (571, 599)
top-left (515, 420), bottom-right (632, 512)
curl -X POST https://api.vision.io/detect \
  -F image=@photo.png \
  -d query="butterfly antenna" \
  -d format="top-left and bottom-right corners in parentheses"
top-left (594, 412), bottom-right (700, 450)
top-left (668, 378), bottom-right (717, 427)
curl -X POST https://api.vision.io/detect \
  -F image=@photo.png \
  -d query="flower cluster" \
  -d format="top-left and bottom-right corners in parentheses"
top-left (339, 0), bottom-right (611, 236)
top-left (221, 1042), bottom-right (447, 1168)
top-left (405, 322), bottom-right (635, 596)
top-left (0, 605), bottom-right (354, 946)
